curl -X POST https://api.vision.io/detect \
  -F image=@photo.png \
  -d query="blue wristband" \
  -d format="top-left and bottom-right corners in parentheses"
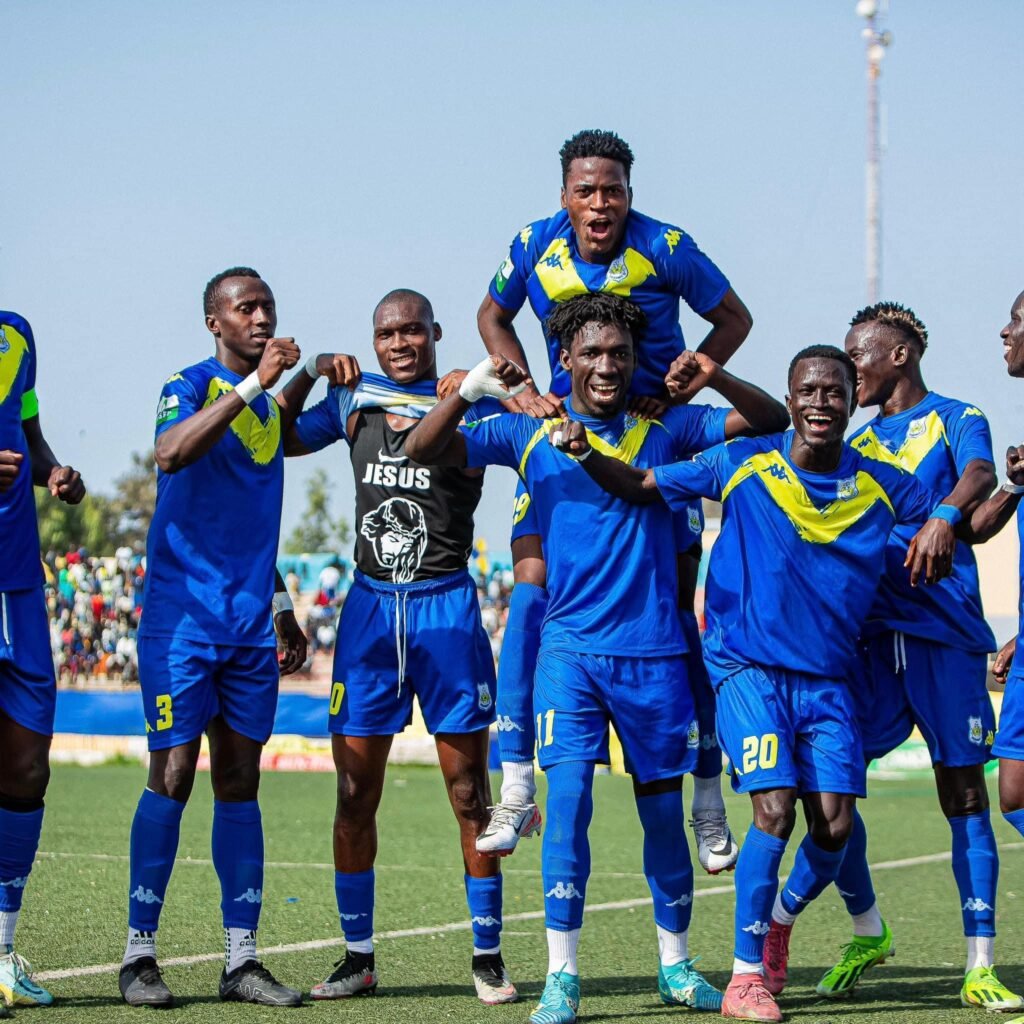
top-left (929, 503), bottom-right (962, 526)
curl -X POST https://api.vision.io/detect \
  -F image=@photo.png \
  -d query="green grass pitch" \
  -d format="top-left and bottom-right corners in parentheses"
top-left (13, 764), bottom-right (1024, 1022)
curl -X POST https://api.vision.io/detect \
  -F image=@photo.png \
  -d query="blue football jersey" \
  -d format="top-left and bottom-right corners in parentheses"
top-left (488, 209), bottom-right (729, 398)
top-left (0, 311), bottom-right (43, 591)
top-left (1012, 506), bottom-right (1024, 687)
top-left (460, 399), bottom-right (728, 655)
top-left (654, 433), bottom-right (941, 678)
top-left (140, 357), bottom-right (283, 646)
top-left (848, 393), bottom-right (996, 653)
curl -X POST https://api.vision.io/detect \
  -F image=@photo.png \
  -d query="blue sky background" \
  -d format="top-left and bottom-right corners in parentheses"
top-left (4, 1), bottom-right (1022, 551)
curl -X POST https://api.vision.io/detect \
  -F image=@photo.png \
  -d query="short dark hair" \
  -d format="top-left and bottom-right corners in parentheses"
top-left (203, 266), bottom-right (261, 316)
top-left (788, 344), bottom-right (858, 408)
top-left (850, 301), bottom-right (928, 353)
top-left (559, 129), bottom-right (635, 184)
top-left (546, 293), bottom-right (647, 352)
top-left (372, 288), bottom-right (434, 324)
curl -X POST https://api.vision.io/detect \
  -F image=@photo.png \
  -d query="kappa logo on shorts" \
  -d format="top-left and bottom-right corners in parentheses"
top-left (477, 682), bottom-right (493, 710)
top-left (545, 881), bottom-right (583, 900)
top-left (687, 720), bottom-right (700, 749)
top-left (836, 475), bottom-right (859, 501)
top-left (969, 716), bottom-right (984, 745)
top-left (130, 885), bottom-right (163, 905)
top-left (234, 888), bottom-right (263, 904)
top-left (742, 920), bottom-right (771, 936)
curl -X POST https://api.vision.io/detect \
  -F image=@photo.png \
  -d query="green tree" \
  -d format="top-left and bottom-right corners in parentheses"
top-left (35, 489), bottom-right (117, 554)
top-left (109, 450), bottom-right (156, 548)
top-left (283, 468), bottom-right (352, 555)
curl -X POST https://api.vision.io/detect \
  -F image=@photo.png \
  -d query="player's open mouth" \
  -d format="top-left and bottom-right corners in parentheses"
top-left (804, 413), bottom-right (834, 432)
top-left (588, 219), bottom-right (612, 240)
top-left (391, 353), bottom-right (416, 370)
top-left (589, 382), bottom-right (620, 399)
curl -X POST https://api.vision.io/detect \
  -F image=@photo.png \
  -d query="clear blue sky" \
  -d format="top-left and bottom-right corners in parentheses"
top-left (4, 1), bottom-right (1023, 551)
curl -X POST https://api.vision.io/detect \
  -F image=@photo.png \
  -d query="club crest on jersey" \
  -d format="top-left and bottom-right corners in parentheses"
top-left (968, 716), bottom-right (983, 745)
top-left (0, 327), bottom-right (9, 354)
top-left (606, 255), bottom-right (628, 283)
top-left (907, 417), bottom-right (927, 439)
top-left (687, 507), bottom-right (702, 534)
top-left (477, 682), bottom-right (493, 710)
top-left (687, 720), bottom-right (700, 749)
top-left (836, 475), bottom-right (859, 501)
top-left (361, 497), bottom-right (428, 584)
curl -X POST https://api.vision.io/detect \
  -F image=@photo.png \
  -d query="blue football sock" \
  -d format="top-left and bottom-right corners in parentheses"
top-left (213, 800), bottom-right (264, 931)
top-left (126, 790), bottom-right (184, 931)
top-left (465, 873), bottom-right (502, 951)
top-left (1004, 807), bottom-right (1024, 838)
top-left (832, 808), bottom-right (876, 916)
top-left (335, 869), bottom-right (374, 943)
top-left (734, 825), bottom-right (788, 963)
top-left (0, 806), bottom-right (44, 916)
top-left (681, 613), bottom-right (722, 780)
top-left (636, 789), bottom-right (694, 933)
top-left (542, 761), bottom-right (594, 932)
top-left (949, 810), bottom-right (997, 938)
top-left (495, 583), bottom-right (547, 763)
top-left (779, 834), bottom-right (846, 919)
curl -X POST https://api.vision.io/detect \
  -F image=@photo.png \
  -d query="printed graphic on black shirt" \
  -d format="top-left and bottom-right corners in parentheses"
top-left (360, 497), bottom-right (428, 584)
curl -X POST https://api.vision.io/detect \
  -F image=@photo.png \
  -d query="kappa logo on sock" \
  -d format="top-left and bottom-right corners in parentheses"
top-left (340, 912), bottom-right (368, 921)
top-left (701, 733), bottom-right (718, 750)
top-left (785, 889), bottom-right (810, 905)
top-left (495, 715), bottom-right (525, 733)
top-left (472, 915), bottom-right (500, 927)
top-left (129, 885), bottom-right (163, 904)
top-left (0, 877), bottom-right (27, 889)
top-left (963, 897), bottom-right (994, 912)
top-left (665, 892), bottom-right (693, 907)
top-left (836, 887), bottom-right (856, 899)
top-left (545, 881), bottom-right (583, 900)
top-left (742, 920), bottom-right (771, 936)
top-left (233, 888), bottom-right (263, 904)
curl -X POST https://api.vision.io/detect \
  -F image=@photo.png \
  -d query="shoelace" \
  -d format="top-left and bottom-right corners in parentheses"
top-left (486, 803), bottom-right (529, 829)
top-left (135, 962), bottom-right (165, 986)
top-left (734, 978), bottom-right (773, 1003)
top-left (690, 815), bottom-right (731, 852)
top-left (3, 952), bottom-right (35, 982)
top-left (475, 957), bottom-right (507, 986)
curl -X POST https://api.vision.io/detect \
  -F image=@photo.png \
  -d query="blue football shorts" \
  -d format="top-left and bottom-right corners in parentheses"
top-left (994, 664), bottom-right (1024, 760)
top-left (330, 570), bottom-right (496, 737)
top-left (852, 630), bottom-right (995, 766)
top-left (533, 647), bottom-right (698, 784)
top-left (137, 635), bottom-right (279, 751)
top-left (0, 588), bottom-right (56, 736)
top-left (713, 663), bottom-right (866, 796)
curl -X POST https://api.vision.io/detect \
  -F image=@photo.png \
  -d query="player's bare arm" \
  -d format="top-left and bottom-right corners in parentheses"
top-left (278, 352), bottom-right (362, 455)
top-left (693, 287), bottom-right (753, 368)
top-left (548, 419), bottom-right (661, 504)
top-left (273, 568), bottom-right (307, 675)
top-left (664, 351), bottom-right (788, 438)
top-left (405, 355), bottom-right (526, 466)
top-left (156, 337), bottom-right (299, 473)
top-left (965, 445), bottom-right (1024, 543)
top-left (478, 295), bottom-right (562, 417)
top-left (993, 635), bottom-right (1016, 686)
top-left (22, 415), bottom-right (85, 503)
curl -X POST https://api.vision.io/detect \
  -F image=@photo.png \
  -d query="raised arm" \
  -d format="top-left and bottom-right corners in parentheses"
top-left (156, 338), bottom-right (299, 474)
top-left (278, 353), bottom-right (362, 457)
top-left (965, 445), bottom-right (1024, 543)
top-left (694, 288), bottom-right (753, 367)
top-left (665, 351), bottom-right (788, 437)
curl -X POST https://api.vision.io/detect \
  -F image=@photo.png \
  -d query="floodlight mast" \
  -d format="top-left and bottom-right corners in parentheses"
top-left (857, 0), bottom-right (892, 304)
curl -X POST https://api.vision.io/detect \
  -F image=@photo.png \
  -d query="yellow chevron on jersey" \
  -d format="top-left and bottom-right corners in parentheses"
top-left (204, 377), bottom-right (281, 465)
top-left (534, 238), bottom-right (659, 303)
top-left (850, 410), bottom-right (947, 473)
top-left (0, 323), bottom-right (30, 407)
top-left (721, 450), bottom-right (894, 544)
top-left (602, 248), bottom-right (658, 298)
top-left (517, 416), bottom-right (653, 478)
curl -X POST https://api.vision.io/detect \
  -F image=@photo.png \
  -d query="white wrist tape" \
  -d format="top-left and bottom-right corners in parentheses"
top-left (458, 357), bottom-right (528, 403)
top-left (304, 356), bottom-right (319, 380)
top-left (1003, 480), bottom-right (1024, 495)
top-left (235, 371), bottom-right (264, 405)
top-left (272, 591), bottom-right (294, 616)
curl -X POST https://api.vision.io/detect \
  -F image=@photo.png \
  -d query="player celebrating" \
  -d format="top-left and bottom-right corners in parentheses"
top-left (405, 292), bottom-right (789, 1024)
top-left (0, 311), bottom-right (85, 1013)
top-left (477, 128), bottom-right (752, 870)
top-left (558, 344), bottom-right (959, 1021)
top-left (118, 269), bottom-right (307, 1009)
top-left (279, 290), bottom-right (517, 1006)
top-left (764, 303), bottom-right (1020, 1011)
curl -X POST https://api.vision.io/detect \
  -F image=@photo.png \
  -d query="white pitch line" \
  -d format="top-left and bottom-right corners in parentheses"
top-left (33, 841), bottom-right (1024, 983)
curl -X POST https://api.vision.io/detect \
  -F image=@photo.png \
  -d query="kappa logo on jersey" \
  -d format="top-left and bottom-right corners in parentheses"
top-left (963, 897), bottom-right (994, 912)
top-left (969, 716), bottom-right (984, 745)
top-left (361, 497), bottom-right (428, 584)
top-left (687, 507), bottom-right (702, 533)
top-left (742, 920), bottom-right (771, 936)
top-left (130, 885), bottom-right (163, 905)
top-left (234, 888), bottom-right (263, 904)
top-left (837, 475), bottom-right (859, 501)
top-left (477, 682), bottom-right (493, 710)
top-left (961, 406), bottom-right (984, 419)
top-left (545, 881), bottom-right (583, 900)
top-left (687, 720), bottom-right (700, 749)
top-left (665, 892), bottom-right (693, 908)
top-left (664, 229), bottom-right (683, 255)
top-left (542, 250), bottom-right (565, 270)
top-left (764, 463), bottom-right (789, 482)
